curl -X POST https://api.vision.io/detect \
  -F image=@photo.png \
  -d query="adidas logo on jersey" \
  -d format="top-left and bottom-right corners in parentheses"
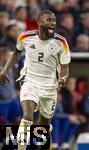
top-left (30, 44), bottom-right (36, 49)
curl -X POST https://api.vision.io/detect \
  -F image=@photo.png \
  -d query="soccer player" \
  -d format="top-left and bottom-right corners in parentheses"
top-left (0, 10), bottom-right (71, 149)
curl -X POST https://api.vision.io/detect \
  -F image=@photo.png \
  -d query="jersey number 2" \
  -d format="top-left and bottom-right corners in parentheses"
top-left (38, 52), bottom-right (44, 62)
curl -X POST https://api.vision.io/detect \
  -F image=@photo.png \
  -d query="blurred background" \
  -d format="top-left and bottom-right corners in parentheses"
top-left (0, 0), bottom-right (89, 150)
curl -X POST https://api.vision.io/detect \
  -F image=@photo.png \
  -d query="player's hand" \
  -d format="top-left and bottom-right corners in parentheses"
top-left (0, 71), bottom-right (10, 84)
top-left (58, 77), bottom-right (66, 88)
top-left (69, 115), bottom-right (80, 124)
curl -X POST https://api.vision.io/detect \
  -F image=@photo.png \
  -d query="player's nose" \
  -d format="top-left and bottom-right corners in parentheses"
top-left (50, 22), bottom-right (56, 27)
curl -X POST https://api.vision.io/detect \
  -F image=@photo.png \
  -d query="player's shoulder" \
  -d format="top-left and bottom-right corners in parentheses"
top-left (54, 33), bottom-right (67, 42)
top-left (54, 33), bottom-right (70, 51)
top-left (19, 30), bottom-right (38, 36)
top-left (18, 30), bottom-right (38, 42)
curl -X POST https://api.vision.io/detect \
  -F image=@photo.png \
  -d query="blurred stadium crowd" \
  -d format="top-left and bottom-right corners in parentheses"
top-left (0, 0), bottom-right (89, 150)
top-left (0, 0), bottom-right (89, 51)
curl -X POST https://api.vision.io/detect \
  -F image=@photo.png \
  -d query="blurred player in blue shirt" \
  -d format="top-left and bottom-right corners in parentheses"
top-left (0, 43), bottom-right (22, 125)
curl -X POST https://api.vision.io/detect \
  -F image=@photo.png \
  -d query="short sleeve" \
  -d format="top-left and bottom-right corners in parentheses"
top-left (59, 38), bottom-right (71, 64)
top-left (16, 33), bottom-right (24, 51)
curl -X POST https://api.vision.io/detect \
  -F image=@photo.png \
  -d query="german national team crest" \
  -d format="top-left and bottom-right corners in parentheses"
top-left (48, 43), bottom-right (57, 52)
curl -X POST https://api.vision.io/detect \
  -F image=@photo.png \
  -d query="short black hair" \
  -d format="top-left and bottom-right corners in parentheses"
top-left (60, 13), bottom-right (73, 22)
top-left (6, 24), bottom-right (17, 31)
top-left (38, 10), bottom-right (55, 21)
top-left (15, 6), bottom-right (26, 15)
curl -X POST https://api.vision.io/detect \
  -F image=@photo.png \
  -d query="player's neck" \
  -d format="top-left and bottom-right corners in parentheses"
top-left (38, 30), bottom-right (49, 40)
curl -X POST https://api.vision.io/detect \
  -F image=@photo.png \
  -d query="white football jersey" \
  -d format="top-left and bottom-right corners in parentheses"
top-left (16, 30), bottom-right (71, 89)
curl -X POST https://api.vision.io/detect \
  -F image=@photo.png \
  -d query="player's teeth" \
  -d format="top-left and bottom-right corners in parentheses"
top-left (48, 29), bottom-right (53, 33)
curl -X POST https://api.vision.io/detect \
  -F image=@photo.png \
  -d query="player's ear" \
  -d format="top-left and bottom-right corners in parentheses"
top-left (37, 17), bottom-right (43, 26)
top-left (37, 20), bottom-right (41, 26)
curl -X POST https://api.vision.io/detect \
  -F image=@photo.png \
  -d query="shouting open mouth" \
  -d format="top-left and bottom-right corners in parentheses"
top-left (48, 27), bottom-right (55, 34)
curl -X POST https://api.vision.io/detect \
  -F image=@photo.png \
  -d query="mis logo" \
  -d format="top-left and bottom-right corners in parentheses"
top-left (4, 125), bottom-right (50, 150)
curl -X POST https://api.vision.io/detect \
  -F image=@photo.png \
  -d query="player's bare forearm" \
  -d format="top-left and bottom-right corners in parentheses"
top-left (1, 50), bottom-right (22, 74)
top-left (58, 64), bottom-right (69, 87)
top-left (60, 64), bottom-right (69, 80)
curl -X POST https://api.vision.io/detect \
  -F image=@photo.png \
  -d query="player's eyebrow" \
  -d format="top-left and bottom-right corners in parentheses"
top-left (46, 15), bottom-right (56, 20)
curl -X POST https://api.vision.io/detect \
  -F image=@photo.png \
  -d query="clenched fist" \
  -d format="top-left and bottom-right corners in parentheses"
top-left (58, 77), bottom-right (66, 88)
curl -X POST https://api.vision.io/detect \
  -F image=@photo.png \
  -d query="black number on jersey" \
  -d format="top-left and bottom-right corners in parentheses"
top-left (38, 52), bottom-right (44, 62)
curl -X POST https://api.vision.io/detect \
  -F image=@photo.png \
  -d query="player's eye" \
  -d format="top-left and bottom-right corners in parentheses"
top-left (47, 18), bottom-right (51, 22)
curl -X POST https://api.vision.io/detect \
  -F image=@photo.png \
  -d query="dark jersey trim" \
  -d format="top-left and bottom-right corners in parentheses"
top-left (53, 33), bottom-right (65, 40)
top-left (26, 30), bottom-right (38, 36)
top-left (15, 47), bottom-right (23, 52)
